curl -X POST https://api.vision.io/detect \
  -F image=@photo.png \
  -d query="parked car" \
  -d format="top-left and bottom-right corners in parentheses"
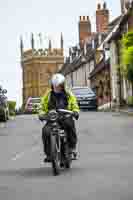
top-left (25, 97), bottom-right (41, 114)
top-left (71, 87), bottom-right (97, 110)
top-left (0, 89), bottom-right (9, 121)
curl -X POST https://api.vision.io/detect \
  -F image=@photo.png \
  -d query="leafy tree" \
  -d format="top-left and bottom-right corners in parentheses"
top-left (121, 31), bottom-right (133, 96)
top-left (8, 101), bottom-right (16, 116)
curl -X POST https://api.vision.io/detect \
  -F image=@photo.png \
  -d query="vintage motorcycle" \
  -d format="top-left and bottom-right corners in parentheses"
top-left (39, 109), bottom-right (77, 176)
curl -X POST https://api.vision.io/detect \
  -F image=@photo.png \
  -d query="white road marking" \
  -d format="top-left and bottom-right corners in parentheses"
top-left (12, 146), bottom-right (40, 161)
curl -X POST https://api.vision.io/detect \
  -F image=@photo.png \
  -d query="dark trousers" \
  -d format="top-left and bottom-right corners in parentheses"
top-left (42, 117), bottom-right (77, 156)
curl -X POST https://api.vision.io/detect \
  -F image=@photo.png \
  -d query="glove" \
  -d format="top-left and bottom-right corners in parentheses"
top-left (73, 111), bottom-right (79, 120)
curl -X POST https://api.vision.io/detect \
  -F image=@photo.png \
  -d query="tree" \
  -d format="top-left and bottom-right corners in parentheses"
top-left (8, 101), bottom-right (16, 116)
top-left (120, 31), bottom-right (133, 96)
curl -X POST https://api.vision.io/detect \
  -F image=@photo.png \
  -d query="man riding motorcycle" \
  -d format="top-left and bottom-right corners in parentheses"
top-left (39, 73), bottom-right (80, 162)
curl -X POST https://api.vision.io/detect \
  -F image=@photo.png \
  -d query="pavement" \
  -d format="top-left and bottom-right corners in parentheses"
top-left (119, 107), bottom-right (133, 116)
top-left (100, 107), bottom-right (133, 116)
top-left (0, 112), bottom-right (133, 200)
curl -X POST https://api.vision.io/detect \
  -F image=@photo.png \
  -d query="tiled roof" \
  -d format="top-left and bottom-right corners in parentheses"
top-left (59, 8), bottom-right (132, 76)
top-left (107, 6), bottom-right (133, 42)
top-left (89, 58), bottom-right (110, 78)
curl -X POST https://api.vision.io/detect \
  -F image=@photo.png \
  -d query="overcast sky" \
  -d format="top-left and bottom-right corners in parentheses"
top-left (0, 0), bottom-right (121, 107)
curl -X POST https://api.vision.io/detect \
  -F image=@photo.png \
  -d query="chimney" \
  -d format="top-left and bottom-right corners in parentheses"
top-left (79, 15), bottom-right (92, 47)
top-left (96, 2), bottom-right (109, 33)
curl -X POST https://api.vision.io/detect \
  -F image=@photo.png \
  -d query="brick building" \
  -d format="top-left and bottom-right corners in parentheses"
top-left (78, 2), bottom-right (109, 47)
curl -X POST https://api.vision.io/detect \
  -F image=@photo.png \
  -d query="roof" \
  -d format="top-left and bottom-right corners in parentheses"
top-left (107, 6), bottom-right (133, 43)
top-left (60, 8), bottom-right (133, 76)
top-left (108, 16), bottom-right (122, 30)
top-left (89, 58), bottom-right (110, 78)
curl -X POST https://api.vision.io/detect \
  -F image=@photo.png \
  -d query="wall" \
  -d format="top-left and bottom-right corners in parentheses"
top-left (110, 41), bottom-right (118, 101)
top-left (22, 53), bottom-right (64, 105)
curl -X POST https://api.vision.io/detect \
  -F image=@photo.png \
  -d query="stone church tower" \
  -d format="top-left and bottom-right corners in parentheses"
top-left (20, 33), bottom-right (64, 106)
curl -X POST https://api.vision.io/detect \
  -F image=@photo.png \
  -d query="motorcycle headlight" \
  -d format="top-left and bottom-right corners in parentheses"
top-left (48, 110), bottom-right (58, 121)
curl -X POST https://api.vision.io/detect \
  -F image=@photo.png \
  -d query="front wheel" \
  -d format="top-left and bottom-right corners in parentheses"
top-left (6, 110), bottom-right (9, 120)
top-left (65, 160), bottom-right (71, 169)
top-left (64, 143), bottom-right (72, 169)
top-left (50, 135), bottom-right (60, 176)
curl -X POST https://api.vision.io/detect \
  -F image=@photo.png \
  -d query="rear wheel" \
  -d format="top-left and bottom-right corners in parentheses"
top-left (50, 135), bottom-right (60, 176)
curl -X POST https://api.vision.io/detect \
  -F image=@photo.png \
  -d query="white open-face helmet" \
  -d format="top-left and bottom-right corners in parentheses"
top-left (51, 73), bottom-right (65, 87)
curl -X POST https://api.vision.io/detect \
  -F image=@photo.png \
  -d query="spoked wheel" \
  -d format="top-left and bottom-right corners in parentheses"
top-left (50, 135), bottom-right (60, 176)
top-left (64, 143), bottom-right (72, 169)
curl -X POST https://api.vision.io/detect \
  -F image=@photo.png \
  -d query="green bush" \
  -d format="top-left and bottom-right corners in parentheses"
top-left (127, 96), bottom-right (133, 106)
top-left (10, 111), bottom-right (16, 116)
top-left (8, 101), bottom-right (16, 116)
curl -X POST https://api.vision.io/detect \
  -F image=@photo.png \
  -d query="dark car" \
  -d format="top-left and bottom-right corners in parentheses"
top-left (0, 90), bottom-right (9, 121)
top-left (71, 87), bottom-right (97, 110)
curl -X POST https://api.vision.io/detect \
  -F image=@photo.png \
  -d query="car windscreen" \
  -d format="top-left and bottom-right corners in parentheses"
top-left (30, 98), bottom-right (41, 104)
top-left (72, 88), bottom-right (94, 95)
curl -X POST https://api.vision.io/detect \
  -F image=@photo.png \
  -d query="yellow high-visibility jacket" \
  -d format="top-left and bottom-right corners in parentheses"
top-left (40, 89), bottom-right (79, 115)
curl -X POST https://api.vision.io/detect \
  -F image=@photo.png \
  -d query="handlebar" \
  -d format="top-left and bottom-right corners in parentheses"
top-left (57, 109), bottom-right (73, 115)
top-left (39, 109), bottom-right (74, 121)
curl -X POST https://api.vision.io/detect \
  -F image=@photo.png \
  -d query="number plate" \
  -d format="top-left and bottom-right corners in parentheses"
top-left (80, 101), bottom-right (89, 105)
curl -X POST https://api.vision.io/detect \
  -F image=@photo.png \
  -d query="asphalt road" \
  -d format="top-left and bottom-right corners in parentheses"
top-left (0, 112), bottom-right (133, 200)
